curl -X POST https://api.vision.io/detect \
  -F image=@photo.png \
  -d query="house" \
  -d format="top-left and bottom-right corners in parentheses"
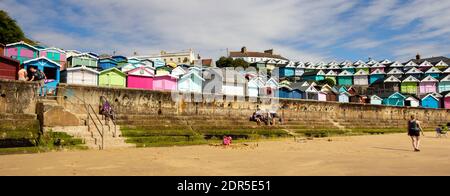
top-left (405, 95), bottom-right (420, 107)
top-left (317, 91), bottom-right (327, 102)
top-left (327, 64), bottom-right (341, 72)
top-left (382, 75), bottom-right (402, 92)
top-left (61, 66), bottom-right (99, 86)
top-left (153, 74), bottom-right (178, 91)
top-left (119, 63), bottom-right (139, 73)
top-left (350, 95), bottom-right (368, 104)
top-left (401, 75), bottom-right (420, 95)
top-left (420, 94), bottom-right (440, 109)
top-left (441, 91), bottom-right (450, 109)
top-left (23, 57), bottom-right (61, 95)
top-left (0, 56), bottom-right (20, 80)
top-left (5, 41), bottom-right (39, 63)
top-left (325, 70), bottom-right (338, 84)
top-left (222, 70), bottom-right (247, 97)
top-left (65, 50), bottom-right (82, 59)
top-left (405, 67), bottom-right (423, 79)
top-left (338, 92), bottom-right (351, 103)
top-left (369, 69), bottom-right (386, 84)
top-left (335, 85), bottom-right (348, 93)
top-left (295, 62), bottom-right (306, 76)
top-left (380, 59), bottom-right (392, 65)
top-left (353, 60), bottom-right (366, 66)
top-left (39, 48), bottom-right (67, 70)
top-left (98, 67), bottom-right (127, 88)
top-left (178, 70), bottom-right (205, 94)
top-left (126, 66), bottom-right (155, 90)
top-left (278, 85), bottom-right (292, 98)
top-left (434, 60), bottom-right (449, 70)
top-left (302, 70), bottom-right (326, 81)
top-left (381, 92), bottom-right (406, 107)
top-left (353, 69), bottom-right (369, 86)
top-left (404, 61), bottom-right (419, 70)
top-left (341, 63), bottom-right (355, 74)
top-left (247, 76), bottom-right (265, 97)
top-left (386, 68), bottom-right (404, 79)
top-left (111, 56), bottom-right (128, 67)
top-left (229, 47), bottom-right (288, 64)
top-left (355, 62), bottom-right (370, 73)
top-left (438, 75), bottom-right (450, 93)
top-left (293, 84), bottom-right (318, 100)
top-left (171, 66), bottom-right (188, 78)
top-left (419, 75), bottom-right (438, 95)
top-left (424, 67), bottom-right (441, 79)
top-left (320, 84), bottom-right (338, 101)
top-left (98, 58), bottom-right (118, 71)
top-left (387, 61), bottom-right (404, 68)
top-left (370, 62), bottom-right (385, 73)
top-left (152, 58), bottom-right (166, 68)
top-left (369, 95), bottom-right (383, 105)
top-left (337, 70), bottom-right (353, 86)
top-left (155, 66), bottom-right (173, 76)
top-left (366, 59), bottom-right (378, 65)
top-left (418, 60), bottom-right (433, 72)
top-left (67, 53), bottom-right (98, 69)
top-left (279, 62), bottom-right (296, 77)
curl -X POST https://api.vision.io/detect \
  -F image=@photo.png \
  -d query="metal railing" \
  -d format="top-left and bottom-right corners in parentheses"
top-left (86, 103), bottom-right (104, 150)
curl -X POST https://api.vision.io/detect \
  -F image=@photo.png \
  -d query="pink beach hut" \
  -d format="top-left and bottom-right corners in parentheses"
top-left (153, 74), bottom-right (178, 91)
top-left (126, 66), bottom-right (155, 90)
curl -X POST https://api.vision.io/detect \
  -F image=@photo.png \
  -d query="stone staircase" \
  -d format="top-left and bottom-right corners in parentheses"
top-left (45, 123), bottom-right (134, 150)
top-left (39, 98), bottom-right (134, 150)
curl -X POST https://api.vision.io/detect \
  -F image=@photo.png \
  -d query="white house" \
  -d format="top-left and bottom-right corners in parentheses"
top-left (353, 69), bottom-right (369, 86)
top-left (63, 66), bottom-right (99, 86)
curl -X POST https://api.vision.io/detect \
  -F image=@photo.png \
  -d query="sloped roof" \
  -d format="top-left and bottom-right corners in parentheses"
top-left (66, 66), bottom-right (100, 74)
top-left (23, 56), bottom-right (61, 67)
top-left (229, 51), bottom-right (288, 60)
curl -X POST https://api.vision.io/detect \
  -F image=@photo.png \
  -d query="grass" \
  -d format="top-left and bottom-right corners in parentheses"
top-left (0, 131), bottom-right (88, 155)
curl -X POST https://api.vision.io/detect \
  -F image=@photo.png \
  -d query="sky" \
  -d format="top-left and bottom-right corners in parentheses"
top-left (1, 0), bottom-right (449, 62)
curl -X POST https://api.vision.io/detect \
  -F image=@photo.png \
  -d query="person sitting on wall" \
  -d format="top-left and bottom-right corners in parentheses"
top-left (100, 96), bottom-right (116, 123)
top-left (250, 108), bottom-right (267, 125)
top-left (268, 106), bottom-right (283, 126)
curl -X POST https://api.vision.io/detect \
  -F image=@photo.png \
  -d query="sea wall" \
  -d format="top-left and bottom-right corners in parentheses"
top-left (1, 79), bottom-right (450, 144)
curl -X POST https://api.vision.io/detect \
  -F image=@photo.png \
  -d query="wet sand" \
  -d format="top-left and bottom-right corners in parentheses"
top-left (1, 133), bottom-right (449, 176)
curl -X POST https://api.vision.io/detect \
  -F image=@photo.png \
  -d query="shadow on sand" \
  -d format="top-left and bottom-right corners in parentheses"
top-left (372, 147), bottom-right (412, 152)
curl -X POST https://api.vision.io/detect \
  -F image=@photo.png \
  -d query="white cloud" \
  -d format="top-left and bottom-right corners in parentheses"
top-left (0, 0), bottom-right (448, 62)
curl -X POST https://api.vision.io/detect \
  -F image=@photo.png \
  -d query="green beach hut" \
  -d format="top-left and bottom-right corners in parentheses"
top-left (99, 67), bottom-right (126, 88)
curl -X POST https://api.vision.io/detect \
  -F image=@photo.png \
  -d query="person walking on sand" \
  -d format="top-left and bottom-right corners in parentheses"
top-left (17, 65), bottom-right (28, 81)
top-left (408, 115), bottom-right (424, 152)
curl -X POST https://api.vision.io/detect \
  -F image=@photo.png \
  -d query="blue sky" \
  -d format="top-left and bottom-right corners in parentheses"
top-left (1, 0), bottom-right (449, 62)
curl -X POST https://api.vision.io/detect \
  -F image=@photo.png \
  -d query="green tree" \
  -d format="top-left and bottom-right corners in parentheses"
top-left (215, 56), bottom-right (250, 68)
top-left (232, 58), bottom-right (249, 68)
top-left (0, 10), bottom-right (35, 44)
top-left (215, 56), bottom-right (233, 67)
top-left (318, 78), bottom-right (336, 86)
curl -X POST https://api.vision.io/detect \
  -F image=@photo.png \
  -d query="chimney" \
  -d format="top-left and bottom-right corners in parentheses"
top-left (241, 47), bottom-right (247, 53)
top-left (264, 49), bottom-right (274, 55)
top-left (416, 53), bottom-right (421, 60)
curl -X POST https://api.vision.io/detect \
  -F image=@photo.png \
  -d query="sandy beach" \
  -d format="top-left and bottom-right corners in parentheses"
top-left (0, 133), bottom-right (449, 176)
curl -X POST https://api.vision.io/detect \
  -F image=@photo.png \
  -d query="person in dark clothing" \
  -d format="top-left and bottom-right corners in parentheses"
top-left (407, 115), bottom-right (424, 152)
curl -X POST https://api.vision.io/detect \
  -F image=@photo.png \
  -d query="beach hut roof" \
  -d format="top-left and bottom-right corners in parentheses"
top-left (23, 56), bottom-right (61, 67)
top-left (66, 65), bottom-right (100, 74)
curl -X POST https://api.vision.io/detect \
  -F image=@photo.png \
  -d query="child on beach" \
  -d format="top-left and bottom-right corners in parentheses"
top-left (223, 136), bottom-right (232, 146)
